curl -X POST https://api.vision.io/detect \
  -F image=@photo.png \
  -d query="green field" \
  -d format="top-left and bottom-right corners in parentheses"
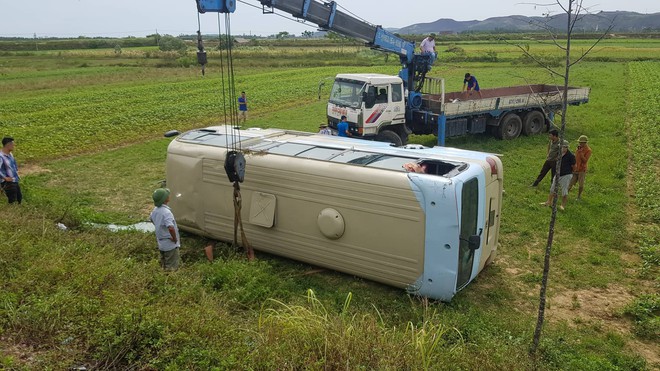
top-left (0, 38), bottom-right (658, 369)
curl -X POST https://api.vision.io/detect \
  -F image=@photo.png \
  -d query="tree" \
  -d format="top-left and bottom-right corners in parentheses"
top-left (275, 31), bottom-right (290, 39)
top-left (511, 0), bottom-right (614, 356)
top-left (147, 33), bottom-right (161, 47)
top-left (301, 30), bottom-right (314, 38)
top-left (158, 35), bottom-right (187, 53)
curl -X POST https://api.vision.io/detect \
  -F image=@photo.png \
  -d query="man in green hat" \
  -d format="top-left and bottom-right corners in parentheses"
top-left (568, 135), bottom-right (592, 200)
top-left (149, 188), bottom-right (180, 271)
top-left (420, 33), bottom-right (437, 66)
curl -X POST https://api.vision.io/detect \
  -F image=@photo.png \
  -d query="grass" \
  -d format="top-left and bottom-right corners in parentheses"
top-left (0, 40), bottom-right (658, 368)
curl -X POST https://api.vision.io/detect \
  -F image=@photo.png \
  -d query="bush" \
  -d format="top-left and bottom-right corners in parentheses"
top-left (623, 294), bottom-right (660, 340)
top-left (159, 35), bottom-right (187, 54)
top-left (445, 44), bottom-right (465, 54)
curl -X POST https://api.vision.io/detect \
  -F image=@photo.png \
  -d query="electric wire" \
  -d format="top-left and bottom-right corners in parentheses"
top-left (335, 3), bottom-right (374, 27)
top-left (237, 0), bottom-right (327, 30)
top-left (215, 13), bottom-right (231, 150)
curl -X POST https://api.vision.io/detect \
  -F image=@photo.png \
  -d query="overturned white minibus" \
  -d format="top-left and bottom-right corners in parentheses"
top-left (166, 126), bottom-right (503, 301)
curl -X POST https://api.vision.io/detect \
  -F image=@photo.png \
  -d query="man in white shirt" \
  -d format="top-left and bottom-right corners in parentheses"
top-left (0, 137), bottom-right (21, 204)
top-left (420, 33), bottom-right (437, 66)
top-left (150, 188), bottom-right (181, 271)
top-left (318, 123), bottom-right (332, 135)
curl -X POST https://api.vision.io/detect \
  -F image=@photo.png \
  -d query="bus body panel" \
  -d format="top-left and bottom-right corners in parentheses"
top-left (166, 126), bottom-right (503, 301)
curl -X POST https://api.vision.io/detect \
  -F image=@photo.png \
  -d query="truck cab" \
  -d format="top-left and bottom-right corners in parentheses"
top-left (327, 73), bottom-right (409, 146)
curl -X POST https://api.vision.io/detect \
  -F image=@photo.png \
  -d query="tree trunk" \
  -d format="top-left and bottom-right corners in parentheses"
top-left (531, 0), bottom-right (574, 355)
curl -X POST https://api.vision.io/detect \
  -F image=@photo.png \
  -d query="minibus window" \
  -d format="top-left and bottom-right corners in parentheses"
top-left (457, 178), bottom-right (479, 289)
top-left (267, 143), bottom-right (314, 156)
top-left (296, 147), bottom-right (344, 160)
top-left (331, 151), bottom-right (381, 164)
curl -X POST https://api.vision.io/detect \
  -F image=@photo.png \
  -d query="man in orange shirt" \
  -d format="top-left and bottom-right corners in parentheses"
top-left (568, 135), bottom-right (592, 200)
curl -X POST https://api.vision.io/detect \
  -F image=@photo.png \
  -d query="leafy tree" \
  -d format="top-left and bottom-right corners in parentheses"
top-left (147, 33), bottom-right (161, 46)
top-left (276, 31), bottom-right (290, 39)
top-left (158, 35), bottom-right (187, 53)
top-left (215, 36), bottom-right (234, 50)
top-left (301, 30), bottom-right (314, 38)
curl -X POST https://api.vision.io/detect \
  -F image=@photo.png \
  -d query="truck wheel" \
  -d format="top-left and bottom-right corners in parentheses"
top-left (375, 130), bottom-right (403, 147)
top-left (497, 113), bottom-right (522, 140)
top-left (522, 111), bottom-right (545, 136)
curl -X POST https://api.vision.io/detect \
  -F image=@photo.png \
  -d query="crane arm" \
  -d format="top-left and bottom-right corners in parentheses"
top-left (195, 0), bottom-right (415, 63)
top-left (195, 0), bottom-right (431, 93)
top-left (259, 0), bottom-right (414, 63)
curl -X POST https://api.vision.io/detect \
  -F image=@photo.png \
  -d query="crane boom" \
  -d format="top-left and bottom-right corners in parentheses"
top-left (258, 0), bottom-right (415, 64)
top-left (195, 0), bottom-right (431, 94)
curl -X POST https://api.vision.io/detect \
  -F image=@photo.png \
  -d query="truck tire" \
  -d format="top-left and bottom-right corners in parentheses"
top-left (522, 110), bottom-right (545, 136)
top-left (497, 113), bottom-right (522, 140)
top-left (375, 130), bottom-right (403, 147)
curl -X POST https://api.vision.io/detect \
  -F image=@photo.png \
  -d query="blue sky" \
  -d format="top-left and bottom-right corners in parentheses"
top-left (0, 0), bottom-right (657, 38)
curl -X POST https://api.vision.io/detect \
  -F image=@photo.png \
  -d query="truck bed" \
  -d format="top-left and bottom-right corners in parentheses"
top-left (422, 84), bottom-right (590, 118)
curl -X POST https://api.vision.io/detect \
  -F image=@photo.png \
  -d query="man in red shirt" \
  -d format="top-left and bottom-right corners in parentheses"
top-left (568, 135), bottom-right (592, 200)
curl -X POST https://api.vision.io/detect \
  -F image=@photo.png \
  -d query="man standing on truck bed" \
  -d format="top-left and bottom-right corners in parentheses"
top-left (463, 73), bottom-right (482, 99)
top-left (531, 129), bottom-right (561, 187)
top-left (420, 33), bottom-right (437, 66)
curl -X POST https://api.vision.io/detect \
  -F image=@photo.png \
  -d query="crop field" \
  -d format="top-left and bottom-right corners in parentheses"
top-left (0, 38), bottom-right (658, 369)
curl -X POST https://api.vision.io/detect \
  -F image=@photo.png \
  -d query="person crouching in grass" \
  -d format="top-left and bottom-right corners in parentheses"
top-left (150, 188), bottom-right (180, 271)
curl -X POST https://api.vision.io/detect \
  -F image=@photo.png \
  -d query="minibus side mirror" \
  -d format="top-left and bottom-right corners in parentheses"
top-left (468, 235), bottom-right (481, 251)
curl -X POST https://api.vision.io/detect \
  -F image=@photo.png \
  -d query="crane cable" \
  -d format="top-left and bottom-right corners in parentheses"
top-left (197, 10), bottom-right (254, 260)
top-left (220, 13), bottom-right (254, 261)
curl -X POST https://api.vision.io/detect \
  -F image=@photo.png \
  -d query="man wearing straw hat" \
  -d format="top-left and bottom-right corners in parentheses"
top-left (569, 135), bottom-right (592, 200)
top-left (318, 123), bottom-right (332, 135)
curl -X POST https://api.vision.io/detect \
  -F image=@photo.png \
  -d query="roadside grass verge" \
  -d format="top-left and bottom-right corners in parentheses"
top-left (0, 204), bottom-right (647, 369)
top-left (623, 61), bottom-right (660, 341)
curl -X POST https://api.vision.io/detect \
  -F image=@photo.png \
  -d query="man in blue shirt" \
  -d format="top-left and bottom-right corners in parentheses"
top-left (238, 91), bottom-right (248, 124)
top-left (0, 136), bottom-right (22, 204)
top-left (337, 115), bottom-right (351, 137)
top-left (463, 73), bottom-right (482, 99)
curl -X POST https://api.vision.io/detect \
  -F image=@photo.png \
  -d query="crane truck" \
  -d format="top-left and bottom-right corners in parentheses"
top-left (197, 0), bottom-right (590, 147)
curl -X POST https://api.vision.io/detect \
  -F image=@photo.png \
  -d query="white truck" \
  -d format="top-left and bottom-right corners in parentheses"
top-left (327, 74), bottom-right (591, 146)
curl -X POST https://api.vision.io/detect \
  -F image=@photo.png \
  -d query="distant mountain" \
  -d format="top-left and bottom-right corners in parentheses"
top-left (396, 11), bottom-right (660, 34)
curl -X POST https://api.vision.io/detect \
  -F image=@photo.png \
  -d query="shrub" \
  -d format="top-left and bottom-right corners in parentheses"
top-left (159, 35), bottom-right (187, 54)
top-left (623, 294), bottom-right (660, 340)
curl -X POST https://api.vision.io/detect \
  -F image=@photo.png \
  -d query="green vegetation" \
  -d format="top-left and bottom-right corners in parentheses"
top-left (0, 37), bottom-right (658, 369)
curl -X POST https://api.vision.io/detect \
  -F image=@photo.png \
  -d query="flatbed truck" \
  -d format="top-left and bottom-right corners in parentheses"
top-left (327, 74), bottom-right (591, 146)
